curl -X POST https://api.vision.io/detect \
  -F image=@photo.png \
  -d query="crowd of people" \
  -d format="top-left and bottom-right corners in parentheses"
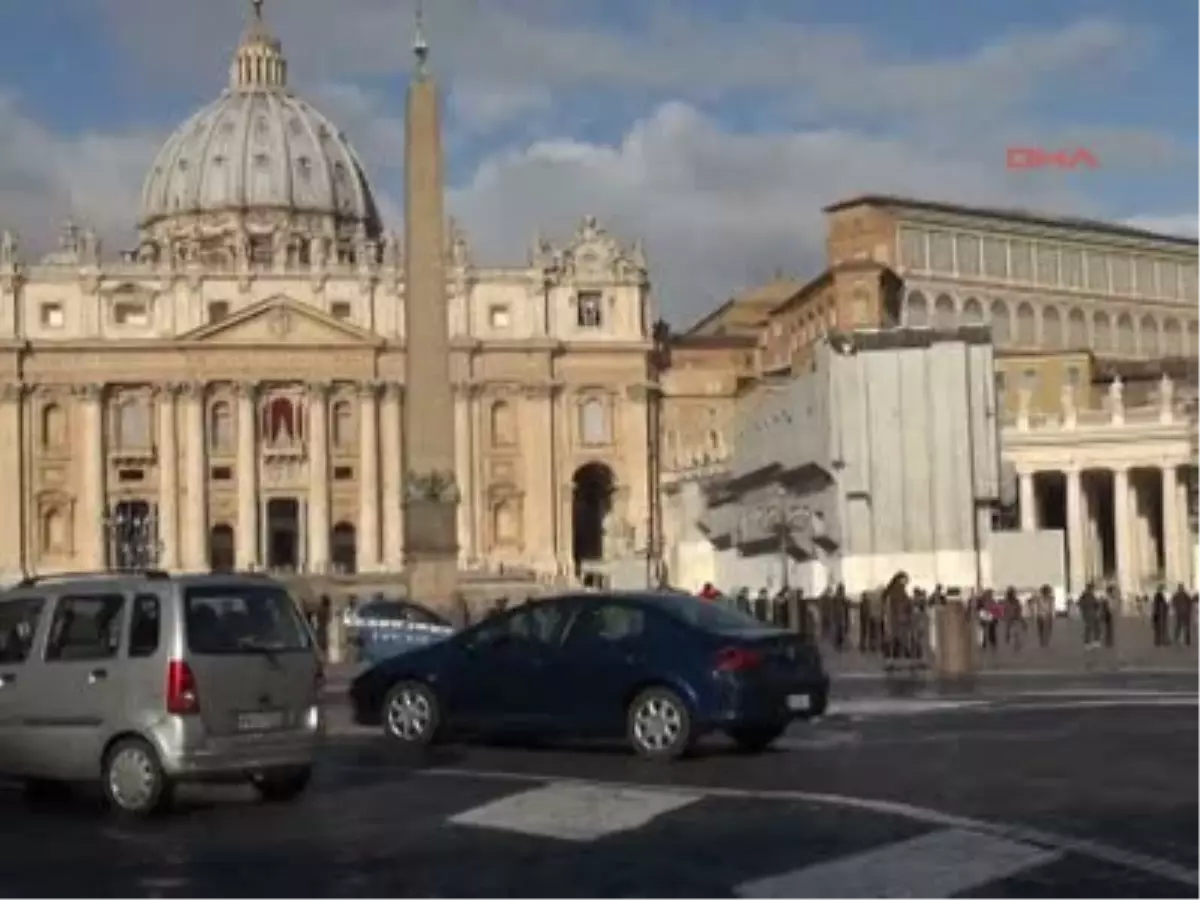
top-left (696, 574), bottom-right (1198, 655)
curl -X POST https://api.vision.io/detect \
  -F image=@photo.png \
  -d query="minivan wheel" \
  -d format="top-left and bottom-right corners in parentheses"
top-left (102, 737), bottom-right (172, 817)
top-left (627, 687), bottom-right (693, 760)
top-left (382, 681), bottom-right (441, 746)
top-left (251, 765), bottom-right (312, 803)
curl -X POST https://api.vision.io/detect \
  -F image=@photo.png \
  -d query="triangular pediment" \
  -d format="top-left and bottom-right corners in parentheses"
top-left (178, 296), bottom-right (382, 346)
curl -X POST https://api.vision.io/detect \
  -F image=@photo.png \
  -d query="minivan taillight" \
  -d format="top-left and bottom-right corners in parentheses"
top-left (714, 646), bottom-right (763, 673)
top-left (166, 659), bottom-right (200, 715)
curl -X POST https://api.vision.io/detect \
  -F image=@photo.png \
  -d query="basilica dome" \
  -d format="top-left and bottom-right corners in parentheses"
top-left (137, 2), bottom-right (381, 266)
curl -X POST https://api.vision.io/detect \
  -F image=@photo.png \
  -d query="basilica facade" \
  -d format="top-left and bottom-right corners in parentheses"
top-left (0, 7), bottom-right (654, 584)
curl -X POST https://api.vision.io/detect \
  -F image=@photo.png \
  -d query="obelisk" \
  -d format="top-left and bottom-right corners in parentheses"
top-left (402, 1), bottom-right (459, 610)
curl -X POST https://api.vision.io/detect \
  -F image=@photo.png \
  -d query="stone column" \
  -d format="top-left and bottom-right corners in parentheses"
top-left (1065, 466), bottom-right (1086, 596)
top-left (1113, 466), bottom-right (1133, 596)
top-left (1162, 465), bottom-right (1181, 584)
top-left (453, 385), bottom-right (473, 566)
top-left (380, 383), bottom-right (404, 569)
top-left (357, 381), bottom-right (381, 571)
top-left (156, 383), bottom-right (181, 570)
top-left (181, 382), bottom-right (208, 571)
top-left (76, 384), bottom-right (108, 569)
top-left (0, 384), bottom-right (24, 576)
top-left (1018, 469), bottom-right (1037, 531)
top-left (307, 382), bottom-right (331, 573)
top-left (235, 382), bottom-right (259, 570)
top-left (522, 384), bottom-right (557, 573)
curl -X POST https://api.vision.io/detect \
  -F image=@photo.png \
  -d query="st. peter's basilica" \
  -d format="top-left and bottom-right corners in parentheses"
top-left (0, 4), bottom-right (654, 584)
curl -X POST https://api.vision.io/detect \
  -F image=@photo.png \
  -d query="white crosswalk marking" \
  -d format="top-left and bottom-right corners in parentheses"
top-left (448, 780), bottom-right (701, 842)
top-left (735, 827), bottom-right (1060, 898)
top-left (831, 698), bottom-right (989, 717)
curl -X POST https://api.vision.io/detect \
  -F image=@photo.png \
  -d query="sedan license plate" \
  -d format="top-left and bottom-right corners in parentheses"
top-left (786, 693), bottom-right (811, 712)
top-left (237, 710), bottom-right (285, 732)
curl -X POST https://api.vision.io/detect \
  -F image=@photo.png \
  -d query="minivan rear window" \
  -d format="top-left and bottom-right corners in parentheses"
top-left (184, 584), bottom-right (312, 655)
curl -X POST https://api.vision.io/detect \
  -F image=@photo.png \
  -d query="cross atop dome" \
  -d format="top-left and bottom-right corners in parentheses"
top-left (231, 0), bottom-right (287, 90)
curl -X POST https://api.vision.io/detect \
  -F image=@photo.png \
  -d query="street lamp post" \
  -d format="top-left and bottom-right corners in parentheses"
top-left (754, 484), bottom-right (813, 594)
top-left (102, 503), bottom-right (162, 571)
top-left (647, 319), bottom-right (672, 588)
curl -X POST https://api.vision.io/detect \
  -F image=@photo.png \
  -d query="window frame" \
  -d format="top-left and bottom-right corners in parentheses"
top-left (43, 593), bottom-right (127, 664)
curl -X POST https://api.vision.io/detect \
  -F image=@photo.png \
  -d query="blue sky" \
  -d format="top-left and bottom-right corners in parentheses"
top-left (0, 0), bottom-right (1194, 322)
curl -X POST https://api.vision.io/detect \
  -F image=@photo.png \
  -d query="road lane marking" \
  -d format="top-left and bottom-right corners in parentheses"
top-left (418, 767), bottom-right (1198, 887)
top-left (448, 780), bottom-right (701, 842)
top-left (735, 827), bottom-right (1059, 898)
top-left (830, 698), bottom-right (990, 717)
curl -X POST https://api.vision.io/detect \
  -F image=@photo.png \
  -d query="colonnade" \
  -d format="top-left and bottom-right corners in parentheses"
top-left (1016, 462), bottom-right (1195, 596)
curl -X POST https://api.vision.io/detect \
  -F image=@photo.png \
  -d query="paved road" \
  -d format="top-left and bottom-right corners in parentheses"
top-left (0, 692), bottom-right (1194, 897)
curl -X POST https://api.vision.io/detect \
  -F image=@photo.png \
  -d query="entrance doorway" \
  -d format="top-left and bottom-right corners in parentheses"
top-left (331, 522), bottom-right (357, 574)
top-left (108, 499), bottom-right (155, 570)
top-left (266, 498), bottom-right (300, 571)
top-left (572, 462), bottom-right (615, 575)
top-left (209, 524), bottom-right (235, 572)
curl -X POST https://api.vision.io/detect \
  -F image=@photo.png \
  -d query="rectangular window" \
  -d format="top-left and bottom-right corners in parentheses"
top-left (0, 597), bottom-right (45, 664)
top-left (211, 465), bottom-right (233, 481)
top-left (330, 301), bottom-right (352, 320)
top-left (208, 301), bottom-right (230, 323)
top-left (112, 300), bottom-right (149, 326)
top-left (576, 291), bottom-right (603, 328)
top-left (129, 594), bottom-right (161, 658)
top-left (184, 584), bottom-right (311, 655)
top-left (40, 303), bottom-right (64, 328)
top-left (45, 594), bottom-right (125, 662)
top-left (488, 305), bottom-right (511, 329)
top-left (1066, 366), bottom-right (1081, 388)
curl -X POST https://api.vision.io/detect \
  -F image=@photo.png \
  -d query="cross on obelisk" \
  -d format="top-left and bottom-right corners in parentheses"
top-left (402, 1), bottom-right (460, 612)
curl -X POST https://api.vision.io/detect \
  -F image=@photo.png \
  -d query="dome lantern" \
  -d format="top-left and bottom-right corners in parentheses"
top-left (230, 0), bottom-right (287, 92)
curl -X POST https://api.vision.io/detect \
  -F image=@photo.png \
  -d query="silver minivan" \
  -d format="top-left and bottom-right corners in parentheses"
top-left (0, 570), bottom-right (324, 816)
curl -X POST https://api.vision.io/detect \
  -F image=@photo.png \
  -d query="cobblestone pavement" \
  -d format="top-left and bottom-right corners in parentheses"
top-left (0, 698), bottom-right (1194, 897)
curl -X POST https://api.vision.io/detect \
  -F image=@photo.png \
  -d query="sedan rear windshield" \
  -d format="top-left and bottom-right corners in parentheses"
top-left (185, 584), bottom-right (312, 655)
top-left (642, 592), bottom-right (780, 636)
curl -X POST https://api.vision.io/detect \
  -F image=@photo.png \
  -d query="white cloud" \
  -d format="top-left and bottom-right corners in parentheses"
top-left (0, 90), bottom-right (160, 255)
top-left (449, 102), bottom-right (1082, 322)
top-left (448, 81), bottom-right (552, 133)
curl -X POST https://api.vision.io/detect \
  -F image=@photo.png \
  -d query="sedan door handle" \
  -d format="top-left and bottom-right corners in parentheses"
top-left (88, 668), bottom-right (108, 684)
top-left (0, 672), bottom-right (15, 687)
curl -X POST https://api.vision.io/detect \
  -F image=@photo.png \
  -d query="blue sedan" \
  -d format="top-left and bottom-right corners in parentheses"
top-left (349, 590), bottom-right (830, 759)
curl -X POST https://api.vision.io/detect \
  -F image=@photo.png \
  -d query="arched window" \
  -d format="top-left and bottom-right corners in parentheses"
top-left (578, 397), bottom-right (609, 447)
top-left (1041, 306), bottom-right (1062, 348)
top-left (41, 403), bottom-right (66, 449)
top-left (906, 292), bottom-right (928, 327)
top-left (989, 300), bottom-right (1011, 345)
top-left (1116, 312), bottom-right (1135, 355)
top-left (934, 294), bottom-right (955, 330)
top-left (209, 401), bottom-right (233, 452)
top-left (1164, 318), bottom-right (1183, 356)
top-left (1015, 302), bottom-right (1036, 345)
top-left (1093, 311), bottom-right (1112, 352)
top-left (490, 400), bottom-right (516, 447)
top-left (1067, 308), bottom-right (1087, 348)
top-left (961, 297), bottom-right (983, 325)
top-left (114, 395), bottom-right (151, 449)
top-left (41, 506), bottom-right (68, 554)
top-left (1139, 315), bottom-right (1159, 356)
top-left (331, 400), bottom-right (353, 449)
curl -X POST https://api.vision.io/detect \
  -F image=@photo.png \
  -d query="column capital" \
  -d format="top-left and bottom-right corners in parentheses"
top-left (177, 381), bottom-right (206, 400)
top-left (356, 379), bottom-right (384, 400)
top-left (153, 382), bottom-right (186, 400)
top-left (382, 380), bottom-right (404, 402)
top-left (0, 382), bottom-right (24, 403)
top-left (232, 380), bottom-right (258, 399)
top-left (307, 381), bottom-right (333, 399)
top-left (521, 382), bottom-right (558, 400)
top-left (71, 383), bottom-right (106, 402)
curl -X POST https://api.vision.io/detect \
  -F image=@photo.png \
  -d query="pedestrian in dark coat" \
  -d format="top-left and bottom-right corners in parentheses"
top-left (1171, 584), bottom-right (1193, 646)
top-left (1152, 587), bottom-right (1170, 646)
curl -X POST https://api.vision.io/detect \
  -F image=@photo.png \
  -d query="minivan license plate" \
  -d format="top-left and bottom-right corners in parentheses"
top-left (237, 710), bottom-right (285, 732)
top-left (786, 694), bottom-right (810, 711)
